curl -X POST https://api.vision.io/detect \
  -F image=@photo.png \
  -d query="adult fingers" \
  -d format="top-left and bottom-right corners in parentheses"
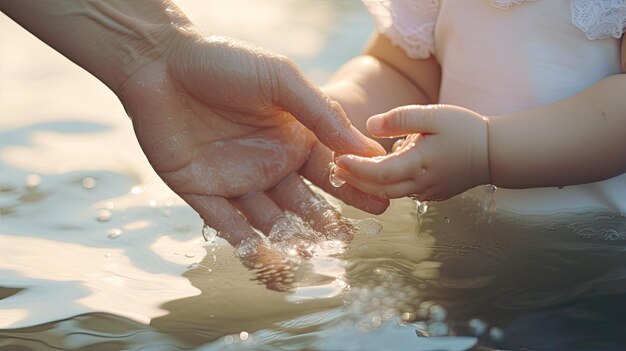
top-left (268, 173), bottom-right (355, 241)
top-left (366, 105), bottom-right (442, 138)
top-left (268, 173), bottom-right (338, 231)
top-left (180, 194), bottom-right (257, 247)
top-left (231, 192), bottom-right (284, 235)
top-left (299, 142), bottom-right (389, 215)
top-left (273, 59), bottom-right (385, 157)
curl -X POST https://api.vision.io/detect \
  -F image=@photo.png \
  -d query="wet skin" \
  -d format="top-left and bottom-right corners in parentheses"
top-left (119, 35), bottom-right (389, 286)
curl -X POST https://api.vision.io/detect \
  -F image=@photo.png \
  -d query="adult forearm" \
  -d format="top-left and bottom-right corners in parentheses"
top-left (0, 0), bottom-right (193, 93)
top-left (489, 74), bottom-right (626, 188)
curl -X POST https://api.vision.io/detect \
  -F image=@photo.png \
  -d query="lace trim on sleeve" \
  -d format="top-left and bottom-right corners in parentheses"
top-left (488, 0), bottom-right (535, 10)
top-left (571, 0), bottom-right (626, 40)
top-left (362, 0), bottom-right (440, 59)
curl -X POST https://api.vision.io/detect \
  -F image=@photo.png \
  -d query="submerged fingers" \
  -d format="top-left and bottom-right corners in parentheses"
top-left (231, 191), bottom-right (284, 235)
top-left (268, 173), bottom-right (352, 240)
top-left (181, 194), bottom-right (257, 247)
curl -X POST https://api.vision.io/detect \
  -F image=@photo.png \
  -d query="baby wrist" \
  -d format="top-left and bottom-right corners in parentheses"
top-left (470, 115), bottom-right (491, 186)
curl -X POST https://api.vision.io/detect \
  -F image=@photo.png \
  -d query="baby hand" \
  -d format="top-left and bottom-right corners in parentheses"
top-left (335, 105), bottom-right (491, 202)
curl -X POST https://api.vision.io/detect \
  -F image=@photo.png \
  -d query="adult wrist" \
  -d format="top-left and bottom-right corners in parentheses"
top-left (90, 1), bottom-right (196, 95)
top-left (0, 0), bottom-right (196, 95)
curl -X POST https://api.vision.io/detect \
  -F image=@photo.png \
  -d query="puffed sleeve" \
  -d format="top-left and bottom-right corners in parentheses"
top-left (362, 0), bottom-right (440, 59)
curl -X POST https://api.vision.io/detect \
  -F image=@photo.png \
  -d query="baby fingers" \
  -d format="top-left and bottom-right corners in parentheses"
top-left (333, 167), bottom-right (418, 199)
top-left (335, 152), bottom-right (416, 185)
top-left (366, 105), bottom-right (441, 138)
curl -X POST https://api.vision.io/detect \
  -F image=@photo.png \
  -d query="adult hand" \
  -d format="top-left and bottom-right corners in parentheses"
top-left (120, 34), bottom-right (389, 248)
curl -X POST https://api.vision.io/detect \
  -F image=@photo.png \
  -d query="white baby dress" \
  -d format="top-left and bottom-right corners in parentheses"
top-left (362, 0), bottom-right (626, 214)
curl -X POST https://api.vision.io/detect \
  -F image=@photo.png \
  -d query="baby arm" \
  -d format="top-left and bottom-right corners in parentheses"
top-left (487, 73), bottom-right (626, 188)
top-left (335, 39), bottom-right (626, 201)
top-left (323, 32), bottom-right (441, 150)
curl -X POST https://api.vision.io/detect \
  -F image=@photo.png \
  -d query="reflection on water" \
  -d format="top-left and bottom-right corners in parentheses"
top-left (3, 0), bottom-right (626, 350)
top-left (3, 193), bottom-right (626, 350)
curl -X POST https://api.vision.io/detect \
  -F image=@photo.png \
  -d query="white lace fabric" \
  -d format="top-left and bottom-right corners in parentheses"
top-left (571, 0), bottom-right (626, 40)
top-left (362, 0), bottom-right (626, 59)
top-left (362, 0), bottom-right (440, 59)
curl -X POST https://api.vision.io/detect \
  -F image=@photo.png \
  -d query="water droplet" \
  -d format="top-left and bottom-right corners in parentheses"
top-left (444, 217), bottom-right (451, 224)
top-left (481, 184), bottom-right (498, 218)
top-left (96, 209), bottom-right (112, 222)
top-left (185, 252), bottom-right (195, 258)
top-left (429, 304), bottom-right (447, 322)
top-left (468, 318), bottom-right (488, 336)
top-left (81, 177), bottom-right (96, 189)
top-left (415, 322), bottom-right (429, 337)
top-left (107, 228), bottom-right (122, 239)
top-left (202, 224), bottom-right (217, 243)
top-left (162, 209), bottom-right (172, 217)
top-left (401, 312), bottom-right (417, 323)
top-left (371, 316), bottom-right (382, 328)
top-left (235, 236), bottom-right (262, 259)
top-left (104, 202), bottom-right (115, 210)
top-left (149, 200), bottom-right (157, 207)
top-left (489, 327), bottom-right (504, 341)
top-left (239, 331), bottom-right (249, 341)
top-left (427, 322), bottom-right (449, 336)
top-left (329, 164), bottom-right (345, 188)
top-left (487, 198), bottom-right (497, 214)
top-left (331, 151), bottom-right (340, 163)
top-left (130, 185), bottom-right (142, 195)
top-left (417, 201), bottom-right (429, 215)
top-left (224, 335), bottom-right (234, 345)
top-left (484, 184), bottom-right (497, 193)
top-left (25, 174), bottom-right (41, 188)
top-left (355, 218), bottom-right (383, 236)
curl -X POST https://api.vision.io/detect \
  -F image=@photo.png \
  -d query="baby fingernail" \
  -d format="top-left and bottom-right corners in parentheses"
top-left (367, 115), bottom-right (385, 134)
